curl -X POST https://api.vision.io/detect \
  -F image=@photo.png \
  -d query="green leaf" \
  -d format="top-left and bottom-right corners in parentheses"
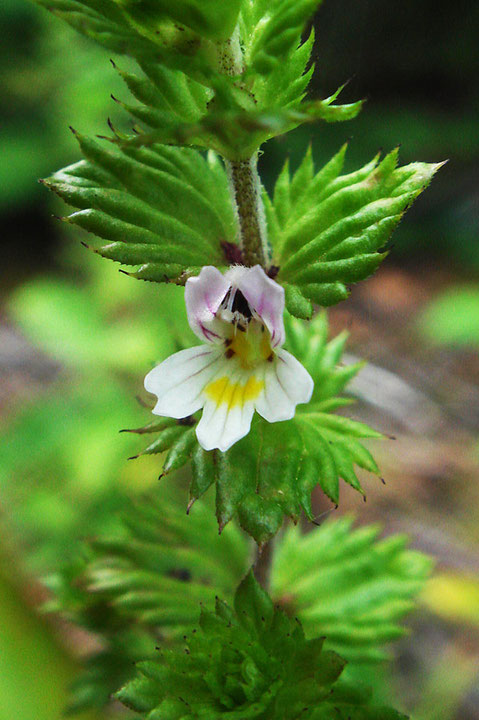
top-left (117, 0), bottom-right (242, 41)
top-left (269, 146), bottom-right (443, 316)
top-left (109, 93), bottom-right (363, 159)
top-left (111, 57), bottom-right (210, 127)
top-left (43, 138), bottom-right (237, 283)
top-left (242, 0), bottom-right (322, 76)
top-left (117, 572), bottom-right (406, 719)
top-left (240, 0), bottom-right (324, 113)
top-left (234, 571), bottom-right (274, 634)
top-left (35, 0), bottom-right (229, 84)
top-left (125, 417), bottom-right (199, 474)
top-left (271, 517), bottom-right (433, 665)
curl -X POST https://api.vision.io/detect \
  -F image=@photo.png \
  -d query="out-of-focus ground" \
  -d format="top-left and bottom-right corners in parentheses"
top-left (1, 0), bottom-right (478, 718)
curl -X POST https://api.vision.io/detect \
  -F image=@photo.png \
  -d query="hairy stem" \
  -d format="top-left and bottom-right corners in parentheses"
top-left (218, 28), bottom-right (270, 268)
top-left (225, 157), bottom-right (269, 267)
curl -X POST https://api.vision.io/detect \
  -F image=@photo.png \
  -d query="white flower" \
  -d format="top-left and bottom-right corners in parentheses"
top-left (144, 265), bottom-right (313, 452)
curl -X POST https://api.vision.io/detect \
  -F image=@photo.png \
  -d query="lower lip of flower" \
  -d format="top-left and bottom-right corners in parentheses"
top-left (204, 375), bottom-right (265, 409)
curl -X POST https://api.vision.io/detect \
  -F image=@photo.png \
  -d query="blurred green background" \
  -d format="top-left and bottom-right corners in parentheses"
top-left (1, 0), bottom-right (478, 718)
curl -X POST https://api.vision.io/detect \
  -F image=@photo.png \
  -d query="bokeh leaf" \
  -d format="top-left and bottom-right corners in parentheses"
top-left (416, 286), bottom-right (479, 348)
top-left (45, 483), bottom-right (251, 713)
top-left (271, 517), bottom-right (433, 664)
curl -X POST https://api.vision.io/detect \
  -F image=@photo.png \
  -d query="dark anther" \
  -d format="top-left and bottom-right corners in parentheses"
top-left (231, 290), bottom-right (252, 319)
top-left (225, 348), bottom-right (235, 359)
top-left (267, 353), bottom-right (274, 362)
top-left (267, 265), bottom-right (280, 279)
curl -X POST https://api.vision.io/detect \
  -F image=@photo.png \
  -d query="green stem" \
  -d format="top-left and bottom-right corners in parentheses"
top-left (218, 29), bottom-right (270, 268)
top-left (225, 156), bottom-right (269, 267)
top-left (253, 538), bottom-right (274, 590)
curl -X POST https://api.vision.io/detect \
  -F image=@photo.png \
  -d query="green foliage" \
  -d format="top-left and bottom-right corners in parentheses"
top-left (241, 0), bottom-right (319, 79)
top-left (9, 277), bottom-right (183, 372)
top-left (2, 250), bottom-right (194, 572)
top-left (20, 0), bottom-right (442, 715)
top-left (45, 478), bottom-right (431, 714)
top-left (34, 0), bottom-right (232, 82)
top-left (45, 484), bottom-right (251, 713)
top-left (83, 484), bottom-right (250, 630)
top-left (416, 285), bottom-right (479, 348)
top-left (45, 553), bottom-right (157, 714)
top-left (36, 0), bottom-right (360, 162)
top-left (42, 140), bottom-right (235, 284)
top-left (117, 572), bottom-right (406, 719)
top-left (109, 92), bottom-right (362, 160)
top-left (0, 376), bottom-right (143, 572)
top-left (130, 313), bottom-right (382, 543)
top-left (0, 560), bottom-right (96, 720)
top-left (121, 0), bottom-right (243, 41)
top-left (266, 146), bottom-right (442, 318)
top-left (110, 57), bottom-right (210, 129)
top-left (271, 518), bottom-right (433, 664)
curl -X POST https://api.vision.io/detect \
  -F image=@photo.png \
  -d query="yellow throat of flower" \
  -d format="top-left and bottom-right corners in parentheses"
top-left (226, 322), bottom-right (273, 370)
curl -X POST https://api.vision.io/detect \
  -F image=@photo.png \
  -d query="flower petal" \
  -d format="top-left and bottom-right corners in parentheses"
top-left (145, 346), bottom-right (223, 419)
top-left (196, 367), bottom-right (264, 452)
top-left (227, 265), bottom-right (285, 348)
top-left (185, 266), bottom-right (231, 344)
top-left (256, 349), bottom-right (314, 423)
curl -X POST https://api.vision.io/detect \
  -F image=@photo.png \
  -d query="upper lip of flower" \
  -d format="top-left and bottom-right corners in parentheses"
top-left (144, 265), bottom-right (313, 453)
top-left (186, 264), bottom-right (286, 350)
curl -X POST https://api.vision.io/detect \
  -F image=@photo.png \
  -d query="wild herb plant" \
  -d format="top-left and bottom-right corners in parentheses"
top-left (36, 0), bottom-right (440, 716)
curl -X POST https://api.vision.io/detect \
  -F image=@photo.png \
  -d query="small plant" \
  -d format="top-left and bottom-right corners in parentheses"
top-left (35, 0), bottom-right (441, 716)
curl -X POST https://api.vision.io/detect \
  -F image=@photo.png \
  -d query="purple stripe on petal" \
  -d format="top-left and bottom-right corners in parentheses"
top-left (185, 266), bottom-right (231, 344)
